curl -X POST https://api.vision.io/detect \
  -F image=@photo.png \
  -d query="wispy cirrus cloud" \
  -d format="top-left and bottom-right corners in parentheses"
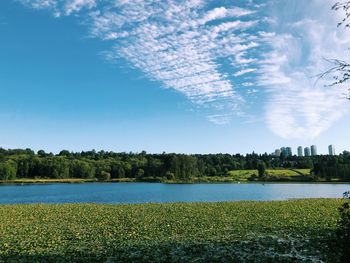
top-left (15, 0), bottom-right (350, 139)
top-left (201, 6), bottom-right (255, 24)
top-left (234, 68), bottom-right (257, 77)
top-left (18, 0), bottom-right (56, 9)
top-left (17, 0), bottom-right (262, 123)
top-left (256, 0), bottom-right (350, 139)
top-left (18, 0), bottom-right (96, 16)
top-left (65, 0), bottom-right (96, 15)
top-left (88, 0), bottom-right (262, 120)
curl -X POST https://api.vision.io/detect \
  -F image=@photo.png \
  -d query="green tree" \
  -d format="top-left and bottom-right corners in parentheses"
top-left (0, 160), bottom-right (17, 180)
top-left (257, 161), bottom-right (266, 178)
top-left (96, 171), bottom-right (111, 181)
top-left (37, 150), bottom-right (47, 157)
top-left (337, 191), bottom-right (350, 261)
top-left (136, 168), bottom-right (145, 178)
top-left (110, 164), bottom-right (125, 179)
top-left (70, 160), bottom-right (94, 179)
top-left (59, 150), bottom-right (71, 157)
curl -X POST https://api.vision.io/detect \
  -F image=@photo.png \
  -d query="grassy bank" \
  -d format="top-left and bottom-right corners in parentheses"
top-left (0, 178), bottom-right (97, 184)
top-left (0, 178), bottom-right (138, 184)
top-left (0, 199), bottom-right (343, 262)
top-left (2, 168), bottom-right (349, 184)
top-left (228, 168), bottom-right (312, 182)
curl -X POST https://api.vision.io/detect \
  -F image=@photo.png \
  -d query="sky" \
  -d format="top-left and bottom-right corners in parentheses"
top-left (0, 0), bottom-right (350, 154)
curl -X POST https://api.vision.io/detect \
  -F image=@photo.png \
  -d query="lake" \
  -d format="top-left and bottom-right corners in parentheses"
top-left (0, 183), bottom-right (349, 204)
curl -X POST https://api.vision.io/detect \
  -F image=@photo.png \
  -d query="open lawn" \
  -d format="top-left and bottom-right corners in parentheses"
top-left (228, 169), bottom-right (311, 181)
top-left (0, 199), bottom-right (343, 262)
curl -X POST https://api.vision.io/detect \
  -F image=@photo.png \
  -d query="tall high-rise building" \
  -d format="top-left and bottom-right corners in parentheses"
top-left (275, 149), bottom-right (281, 157)
top-left (304, 147), bottom-right (311, 157)
top-left (286, 147), bottom-right (292, 156)
top-left (328, 145), bottom-right (335, 156)
top-left (297, 146), bottom-right (303, 157)
top-left (280, 147), bottom-right (287, 156)
top-left (311, 145), bottom-right (317, 156)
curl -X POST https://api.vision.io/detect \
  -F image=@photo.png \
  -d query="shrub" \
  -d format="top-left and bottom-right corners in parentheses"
top-left (96, 171), bottom-right (111, 182)
top-left (0, 160), bottom-right (17, 180)
top-left (165, 171), bottom-right (175, 180)
top-left (257, 161), bottom-right (266, 178)
top-left (337, 191), bottom-right (350, 261)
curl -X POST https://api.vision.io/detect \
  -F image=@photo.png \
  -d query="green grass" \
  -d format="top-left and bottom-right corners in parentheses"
top-left (228, 169), bottom-right (311, 181)
top-left (0, 178), bottom-right (98, 184)
top-left (0, 178), bottom-right (140, 184)
top-left (290, 169), bottom-right (311, 175)
top-left (227, 169), bottom-right (258, 181)
top-left (0, 199), bottom-right (342, 262)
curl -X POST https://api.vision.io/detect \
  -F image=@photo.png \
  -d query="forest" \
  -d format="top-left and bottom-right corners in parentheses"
top-left (1, 148), bottom-right (350, 181)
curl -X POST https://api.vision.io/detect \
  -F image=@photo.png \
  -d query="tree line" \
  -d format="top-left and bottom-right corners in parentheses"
top-left (1, 148), bottom-right (350, 181)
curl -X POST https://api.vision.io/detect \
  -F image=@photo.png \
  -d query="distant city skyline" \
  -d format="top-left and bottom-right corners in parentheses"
top-left (311, 145), bottom-right (317, 156)
top-left (304, 147), bottom-right (311, 157)
top-left (328, 145), bottom-right (336, 156)
top-left (297, 146), bottom-right (303, 157)
top-left (273, 144), bottom-right (339, 157)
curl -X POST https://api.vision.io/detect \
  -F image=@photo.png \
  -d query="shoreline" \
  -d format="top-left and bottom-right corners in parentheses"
top-left (1, 177), bottom-right (350, 185)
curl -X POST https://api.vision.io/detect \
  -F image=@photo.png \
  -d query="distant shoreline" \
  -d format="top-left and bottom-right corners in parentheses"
top-left (1, 177), bottom-right (350, 185)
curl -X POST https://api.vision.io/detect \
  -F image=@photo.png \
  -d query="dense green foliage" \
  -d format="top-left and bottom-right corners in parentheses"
top-left (337, 192), bottom-right (350, 261)
top-left (257, 161), bottom-right (266, 177)
top-left (0, 148), bottom-right (350, 181)
top-left (0, 199), bottom-right (342, 262)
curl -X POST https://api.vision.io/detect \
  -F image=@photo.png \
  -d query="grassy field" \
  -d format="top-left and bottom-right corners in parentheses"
top-left (0, 199), bottom-right (343, 262)
top-left (228, 169), bottom-right (311, 181)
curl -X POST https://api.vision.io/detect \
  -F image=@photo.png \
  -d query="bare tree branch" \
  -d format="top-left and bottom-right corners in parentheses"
top-left (319, 2), bottom-right (350, 99)
top-left (332, 1), bottom-right (350, 27)
top-left (320, 58), bottom-right (350, 84)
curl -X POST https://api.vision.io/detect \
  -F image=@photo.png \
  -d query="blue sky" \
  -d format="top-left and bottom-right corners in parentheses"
top-left (0, 0), bottom-right (350, 154)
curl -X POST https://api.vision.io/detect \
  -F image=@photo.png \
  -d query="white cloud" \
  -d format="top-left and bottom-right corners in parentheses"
top-left (257, 0), bottom-right (350, 139)
top-left (15, 0), bottom-right (350, 138)
top-left (18, 0), bottom-right (56, 10)
top-left (212, 20), bottom-right (258, 34)
top-left (207, 113), bottom-right (234, 125)
top-left (87, 1), bottom-right (259, 122)
top-left (242, 82), bottom-right (254, 87)
top-left (17, 0), bottom-right (261, 125)
top-left (234, 68), bottom-right (257, 77)
top-left (18, 0), bottom-right (96, 16)
top-left (202, 7), bottom-right (229, 23)
top-left (64, 0), bottom-right (96, 15)
top-left (201, 6), bottom-right (255, 24)
top-left (265, 74), bottom-right (347, 139)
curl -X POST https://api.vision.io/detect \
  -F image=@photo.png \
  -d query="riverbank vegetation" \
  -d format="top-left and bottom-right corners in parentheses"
top-left (0, 199), bottom-right (344, 262)
top-left (0, 148), bottom-right (350, 183)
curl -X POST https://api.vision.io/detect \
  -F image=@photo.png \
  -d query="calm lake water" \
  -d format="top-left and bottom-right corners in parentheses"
top-left (0, 183), bottom-right (350, 204)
